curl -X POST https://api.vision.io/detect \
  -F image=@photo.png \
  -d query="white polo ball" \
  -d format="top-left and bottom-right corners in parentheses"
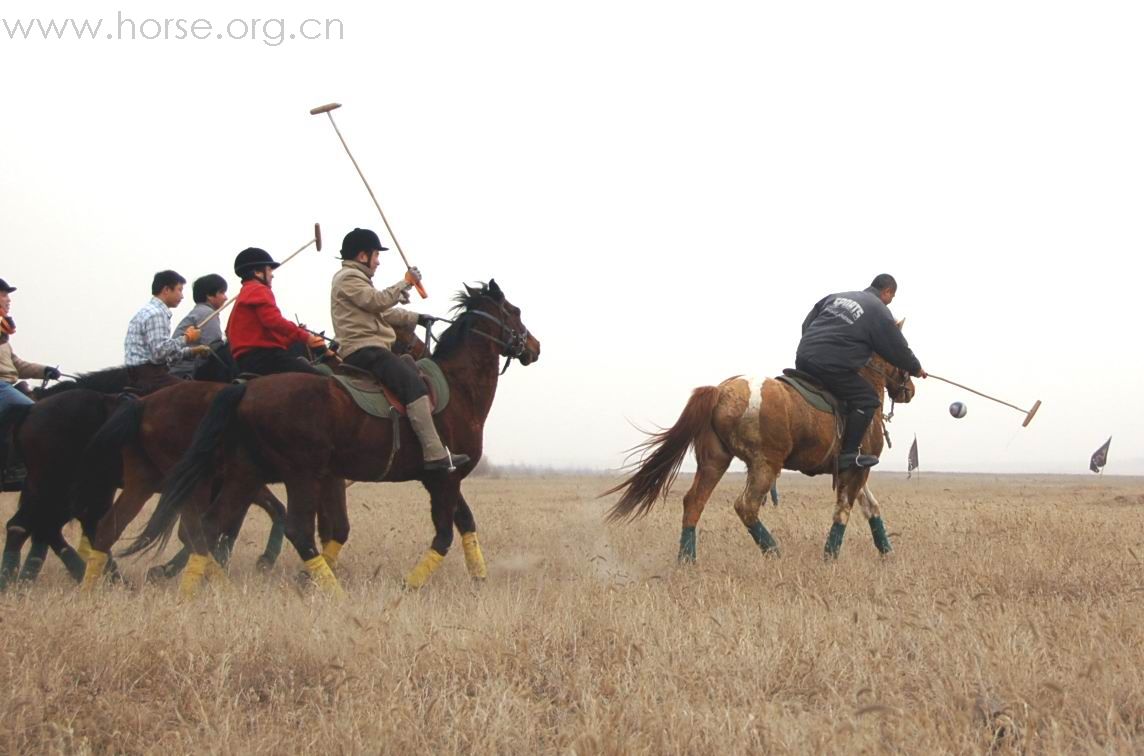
top-left (949, 401), bottom-right (968, 419)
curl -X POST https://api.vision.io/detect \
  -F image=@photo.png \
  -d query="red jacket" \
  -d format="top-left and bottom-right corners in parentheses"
top-left (226, 280), bottom-right (310, 358)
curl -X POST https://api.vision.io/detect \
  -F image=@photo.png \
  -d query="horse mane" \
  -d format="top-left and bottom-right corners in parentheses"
top-left (37, 365), bottom-right (132, 398)
top-left (432, 281), bottom-right (503, 361)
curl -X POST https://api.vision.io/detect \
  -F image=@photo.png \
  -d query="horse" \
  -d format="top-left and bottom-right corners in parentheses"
top-left (114, 280), bottom-right (540, 598)
top-left (603, 344), bottom-right (915, 562)
top-left (0, 364), bottom-right (289, 591)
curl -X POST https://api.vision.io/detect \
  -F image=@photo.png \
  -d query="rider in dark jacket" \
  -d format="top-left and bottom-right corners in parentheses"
top-left (796, 273), bottom-right (926, 469)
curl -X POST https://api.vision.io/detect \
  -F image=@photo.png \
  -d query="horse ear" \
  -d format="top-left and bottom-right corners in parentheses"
top-left (896, 317), bottom-right (906, 330)
top-left (488, 279), bottom-right (503, 298)
top-left (464, 284), bottom-right (479, 298)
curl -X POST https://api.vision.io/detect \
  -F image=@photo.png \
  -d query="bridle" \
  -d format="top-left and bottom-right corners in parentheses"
top-left (423, 297), bottom-right (532, 375)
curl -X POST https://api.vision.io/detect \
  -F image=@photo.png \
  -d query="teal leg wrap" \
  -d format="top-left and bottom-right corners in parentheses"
top-left (869, 516), bottom-right (892, 554)
top-left (56, 546), bottom-right (87, 583)
top-left (18, 539), bottom-right (49, 582)
top-left (748, 521), bottom-right (779, 554)
top-left (0, 550), bottom-right (21, 591)
top-left (678, 526), bottom-right (697, 563)
top-left (824, 522), bottom-right (847, 560)
top-left (261, 518), bottom-right (286, 566)
top-left (164, 547), bottom-right (192, 575)
top-left (212, 535), bottom-right (235, 567)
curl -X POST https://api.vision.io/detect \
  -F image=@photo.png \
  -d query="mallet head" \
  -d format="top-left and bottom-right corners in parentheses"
top-left (1022, 399), bottom-right (1042, 428)
top-left (309, 103), bottom-right (342, 115)
top-left (314, 223), bottom-right (322, 252)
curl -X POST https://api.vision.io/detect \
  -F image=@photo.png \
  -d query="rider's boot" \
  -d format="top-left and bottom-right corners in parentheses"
top-left (837, 407), bottom-right (879, 470)
top-left (406, 396), bottom-right (470, 472)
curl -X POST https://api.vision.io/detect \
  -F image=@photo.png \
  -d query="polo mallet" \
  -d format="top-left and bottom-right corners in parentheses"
top-left (309, 102), bottom-right (428, 299)
top-left (196, 223), bottom-right (323, 329)
top-left (928, 373), bottom-right (1042, 427)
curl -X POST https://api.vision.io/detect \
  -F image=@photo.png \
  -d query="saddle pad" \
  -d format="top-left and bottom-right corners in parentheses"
top-left (315, 359), bottom-right (450, 419)
top-left (775, 371), bottom-right (840, 416)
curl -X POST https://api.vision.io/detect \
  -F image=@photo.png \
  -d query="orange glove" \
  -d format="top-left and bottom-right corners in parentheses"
top-left (184, 325), bottom-right (201, 344)
top-left (307, 334), bottom-right (327, 350)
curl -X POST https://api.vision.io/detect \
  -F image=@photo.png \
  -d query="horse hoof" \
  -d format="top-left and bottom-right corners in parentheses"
top-left (146, 566), bottom-right (172, 583)
top-left (256, 555), bottom-right (275, 573)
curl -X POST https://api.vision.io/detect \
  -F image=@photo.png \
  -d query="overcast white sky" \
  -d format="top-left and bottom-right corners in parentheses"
top-left (2, 2), bottom-right (1141, 474)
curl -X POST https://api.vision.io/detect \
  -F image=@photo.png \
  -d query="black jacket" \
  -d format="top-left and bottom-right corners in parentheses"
top-left (796, 287), bottom-right (921, 374)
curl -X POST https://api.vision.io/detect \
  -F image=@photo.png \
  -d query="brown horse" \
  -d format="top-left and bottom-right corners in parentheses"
top-left (121, 280), bottom-right (539, 597)
top-left (604, 346), bottom-right (915, 561)
top-left (74, 327), bottom-right (428, 590)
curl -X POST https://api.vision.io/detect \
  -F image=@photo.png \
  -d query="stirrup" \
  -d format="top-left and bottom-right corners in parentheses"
top-left (838, 452), bottom-right (879, 470)
top-left (424, 449), bottom-right (470, 472)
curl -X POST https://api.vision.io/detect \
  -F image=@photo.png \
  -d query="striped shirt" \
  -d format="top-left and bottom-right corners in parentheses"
top-left (124, 297), bottom-right (191, 366)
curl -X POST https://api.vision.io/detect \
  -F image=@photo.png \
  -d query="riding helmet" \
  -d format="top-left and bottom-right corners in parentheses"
top-left (340, 228), bottom-right (388, 260)
top-left (233, 248), bottom-right (281, 277)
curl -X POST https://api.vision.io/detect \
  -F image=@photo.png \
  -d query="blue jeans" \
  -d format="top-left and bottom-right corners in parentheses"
top-left (0, 381), bottom-right (33, 424)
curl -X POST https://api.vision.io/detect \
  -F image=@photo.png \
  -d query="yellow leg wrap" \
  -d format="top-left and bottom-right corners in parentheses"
top-left (179, 554), bottom-right (209, 600)
top-left (461, 533), bottom-right (488, 580)
top-left (404, 549), bottom-right (445, 590)
top-left (203, 556), bottom-right (231, 588)
top-left (77, 535), bottom-right (92, 562)
top-left (81, 550), bottom-right (109, 592)
top-left (321, 540), bottom-right (343, 571)
top-left (304, 555), bottom-right (345, 598)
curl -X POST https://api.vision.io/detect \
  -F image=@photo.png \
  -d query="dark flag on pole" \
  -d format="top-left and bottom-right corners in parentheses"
top-left (907, 435), bottom-right (919, 479)
top-left (1089, 437), bottom-right (1112, 473)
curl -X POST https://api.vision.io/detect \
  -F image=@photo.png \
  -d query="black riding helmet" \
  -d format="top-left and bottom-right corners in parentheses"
top-left (340, 228), bottom-right (388, 261)
top-left (234, 248), bottom-right (281, 278)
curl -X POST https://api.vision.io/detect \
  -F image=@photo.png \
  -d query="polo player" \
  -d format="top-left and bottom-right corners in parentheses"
top-left (227, 248), bottom-right (327, 376)
top-left (123, 270), bottom-right (209, 393)
top-left (330, 227), bottom-right (469, 472)
top-left (796, 273), bottom-right (927, 469)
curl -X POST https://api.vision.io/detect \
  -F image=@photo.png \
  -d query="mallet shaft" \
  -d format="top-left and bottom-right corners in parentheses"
top-left (318, 108), bottom-right (428, 299)
top-left (928, 373), bottom-right (1029, 414)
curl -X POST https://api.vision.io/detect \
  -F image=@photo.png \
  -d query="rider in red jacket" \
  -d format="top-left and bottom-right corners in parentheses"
top-left (226, 248), bottom-right (326, 376)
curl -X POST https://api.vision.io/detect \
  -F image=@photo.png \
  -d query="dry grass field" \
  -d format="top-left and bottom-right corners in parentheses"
top-left (1, 472), bottom-right (1142, 754)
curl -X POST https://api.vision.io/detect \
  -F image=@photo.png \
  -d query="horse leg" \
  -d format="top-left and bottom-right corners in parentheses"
top-left (858, 484), bottom-right (892, 555)
top-left (404, 475), bottom-right (461, 590)
top-left (679, 428), bottom-right (732, 563)
top-left (46, 529), bottom-right (87, 583)
top-left (732, 460), bottom-right (780, 556)
top-left (319, 484), bottom-right (349, 572)
top-left (453, 491), bottom-right (486, 580)
top-left (16, 537), bottom-right (50, 582)
top-left (283, 475), bottom-right (343, 597)
top-left (824, 473), bottom-right (866, 560)
top-left (253, 487), bottom-right (287, 571)
top-left (82, 457), bottom-right (162, 590)
top-left (0, 506), bottom-right (33, 591)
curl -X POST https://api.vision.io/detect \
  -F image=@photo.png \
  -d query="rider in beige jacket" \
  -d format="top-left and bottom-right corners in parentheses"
top-left (330, 228), bottom-right (469, 472)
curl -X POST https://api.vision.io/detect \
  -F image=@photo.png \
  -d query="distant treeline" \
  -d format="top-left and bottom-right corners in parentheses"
top-left (469, 457), bottom-right (604, 478)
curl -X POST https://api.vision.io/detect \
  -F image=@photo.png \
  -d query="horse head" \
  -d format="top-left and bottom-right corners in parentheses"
top-left (452, 279), bottom-right (541, 367)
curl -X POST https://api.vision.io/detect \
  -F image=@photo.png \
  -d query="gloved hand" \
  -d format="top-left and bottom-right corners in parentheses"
top-left (417, 314), bottom-right (437, 328)
top-left (307, 334), bottom-right (328, 350)
top-left (189, 345), bottom-right (212, 357)
top-left (404, 266), bottom-right (422, 285)
top-left (43, 366), bottom-right (61, 380)
top-left (398, 288), bottom-right (412, 305)
top-left (184, 325), bottom-right (202, 344)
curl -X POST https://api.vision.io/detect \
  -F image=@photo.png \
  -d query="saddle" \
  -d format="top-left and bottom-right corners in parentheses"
top-left (775, 369), bottom-right (845, 437)
top-left (315, 357), bottom-right (450, 420)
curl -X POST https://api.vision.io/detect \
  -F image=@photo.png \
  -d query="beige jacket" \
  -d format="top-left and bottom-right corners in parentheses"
top-left (330, 261), bottom-right (419, 358)
top-left (0, 336), bottom-right (47, 385)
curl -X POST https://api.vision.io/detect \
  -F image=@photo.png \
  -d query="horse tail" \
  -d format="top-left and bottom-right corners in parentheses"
top-left (603, 385), bottom-right (722, 522)
top-left (119, 384), bottom-right (247, 558)
top-left (73, 398), bottom-right (145, 522)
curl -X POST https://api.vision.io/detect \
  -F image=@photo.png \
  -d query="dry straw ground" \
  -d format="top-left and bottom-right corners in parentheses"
top-left (1, 472), bottom-right (1142, 754)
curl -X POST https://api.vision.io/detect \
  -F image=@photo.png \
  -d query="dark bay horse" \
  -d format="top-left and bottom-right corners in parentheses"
top-left (119, 280), bottom-right (540, 597)
top-left (0, 365), bottom-right (289, 591)
top-left (604, 344), bottom-right (915, 562)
